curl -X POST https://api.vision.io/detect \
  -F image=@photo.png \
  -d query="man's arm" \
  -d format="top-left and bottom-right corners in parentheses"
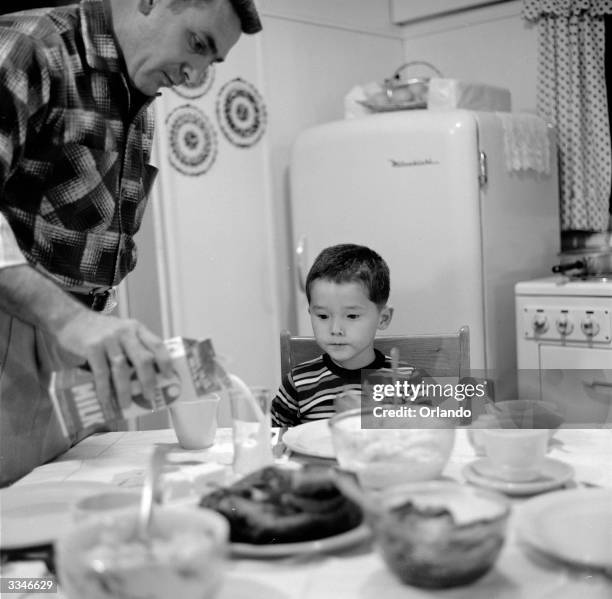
top-left (0, 29), bottom-right (173, 410)
top-left (0, 263), bottom-right (174, 408)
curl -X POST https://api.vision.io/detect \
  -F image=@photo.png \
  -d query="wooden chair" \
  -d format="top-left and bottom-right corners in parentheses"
top-left (280, 326), bottom-right (470, 380)
top-left (280, 326), bottom-right (475, 424)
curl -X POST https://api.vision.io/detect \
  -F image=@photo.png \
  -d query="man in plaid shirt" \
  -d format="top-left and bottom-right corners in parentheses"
top-left (0, 0), bottom-right (261, 484)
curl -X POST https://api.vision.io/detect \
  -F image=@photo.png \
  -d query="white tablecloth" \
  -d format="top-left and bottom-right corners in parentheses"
top-left (10, 428), bottom-right (612, 599)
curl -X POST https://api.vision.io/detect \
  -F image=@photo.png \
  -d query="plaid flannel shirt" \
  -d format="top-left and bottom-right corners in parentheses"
top-left (0, 0), bottom-right (158, 288)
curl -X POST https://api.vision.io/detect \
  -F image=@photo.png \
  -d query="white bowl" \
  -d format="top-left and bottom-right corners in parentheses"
top-left (55, 506), bottom-right (229, 599)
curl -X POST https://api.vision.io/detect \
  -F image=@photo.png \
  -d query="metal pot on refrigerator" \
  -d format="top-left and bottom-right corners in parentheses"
top-left (552, 248), bottom-right (612, 278)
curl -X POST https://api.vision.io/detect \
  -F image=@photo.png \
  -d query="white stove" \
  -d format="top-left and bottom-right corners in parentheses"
top-left (514, 276), bottom-right (612, 426)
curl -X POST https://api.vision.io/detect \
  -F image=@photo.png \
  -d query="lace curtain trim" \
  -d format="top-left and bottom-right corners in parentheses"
top-left (523, 0), bottom-right (612, 20)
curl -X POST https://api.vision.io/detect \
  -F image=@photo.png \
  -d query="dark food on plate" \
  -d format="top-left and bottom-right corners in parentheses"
top-left (199, 465), bottom-right (363, 544)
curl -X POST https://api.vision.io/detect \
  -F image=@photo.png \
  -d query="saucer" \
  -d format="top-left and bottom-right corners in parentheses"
top-left (463, 458), bottom-right (574, 496)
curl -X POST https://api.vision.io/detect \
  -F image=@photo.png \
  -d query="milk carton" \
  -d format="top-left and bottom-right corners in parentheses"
top-left (49, 337), bottom-right (230, 440)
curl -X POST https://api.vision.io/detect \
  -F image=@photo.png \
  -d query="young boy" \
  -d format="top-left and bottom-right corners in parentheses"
top-left (272, 243), bottom-right (424, 427)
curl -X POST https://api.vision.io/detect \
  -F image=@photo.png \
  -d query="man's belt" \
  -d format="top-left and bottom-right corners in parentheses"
top-left (68, 287), bottom-right (117, 313)
top-left (33, 264), bottom-right (117, 313)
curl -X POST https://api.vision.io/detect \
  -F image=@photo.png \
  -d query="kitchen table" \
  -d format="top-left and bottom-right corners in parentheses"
top-left (3, 427), bottom-right (612, 599)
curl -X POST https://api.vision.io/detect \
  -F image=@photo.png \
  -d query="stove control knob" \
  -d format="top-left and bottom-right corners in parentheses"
top-left (581, 316), bottom-right (600, 338)
top-left (556, 315), bottom-right (574, 336)
top-left (532, 313), bottom-right (548, 334)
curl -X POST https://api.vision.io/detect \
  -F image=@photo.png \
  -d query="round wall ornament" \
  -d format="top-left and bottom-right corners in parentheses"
top-left (166, 104), bottom-right (217, 176)
top-left (216, 77), bottom-right (267, 148)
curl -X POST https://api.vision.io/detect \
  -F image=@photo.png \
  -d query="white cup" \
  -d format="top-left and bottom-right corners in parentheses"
top-left (169, 394), bottom-right (220, 450)
top-left (480, 429), bottom-right (549, 482)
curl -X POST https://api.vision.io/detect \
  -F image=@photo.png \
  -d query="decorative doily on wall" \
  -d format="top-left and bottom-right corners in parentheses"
top-left (216, 78), bottom-right (267, 148)
top-left (166, 105), bottom-right (217, 176)
top-left (171, 65), bottom-right (215, 99)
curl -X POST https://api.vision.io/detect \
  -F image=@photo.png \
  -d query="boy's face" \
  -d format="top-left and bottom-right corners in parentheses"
top-left (308, 279), bottom-right (392, 370)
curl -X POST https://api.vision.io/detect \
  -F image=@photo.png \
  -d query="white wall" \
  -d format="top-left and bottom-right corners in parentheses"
top-left (398, 1), bottom-right (538, 112)
top-left (127, 33), bottom-right (280, 429)
top-left (391, 0), bottom-right (514, 24)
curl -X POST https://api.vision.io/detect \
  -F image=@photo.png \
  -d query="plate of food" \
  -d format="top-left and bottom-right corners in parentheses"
top-left (282, 420), bottom-right (336, 459)
top-left (516, 487), bottom-right (612, 573)
top-left (231, 522), bottom-right (370, 558)
top-left (199, 464), bottom-right (369, 557)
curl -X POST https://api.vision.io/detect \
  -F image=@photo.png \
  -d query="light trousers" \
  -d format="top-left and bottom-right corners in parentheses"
top-left (0, 310), bottom-right (71, 486)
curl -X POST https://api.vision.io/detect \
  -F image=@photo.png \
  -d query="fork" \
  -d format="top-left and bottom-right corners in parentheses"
top-left (272, 427), bottom-right (295, 461)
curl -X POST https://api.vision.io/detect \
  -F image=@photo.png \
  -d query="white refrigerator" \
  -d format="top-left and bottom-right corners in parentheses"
top-left (289, 110), bottom-right (560, 398)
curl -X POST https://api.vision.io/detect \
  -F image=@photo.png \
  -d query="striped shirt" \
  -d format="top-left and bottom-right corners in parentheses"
top-left (271, 350), bottom-right (423, 427)
top-left (0, 0), bottom-right (157, 287)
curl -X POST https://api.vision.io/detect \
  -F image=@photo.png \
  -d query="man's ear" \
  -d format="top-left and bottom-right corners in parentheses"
top-left (138, 0), bottom-right (155, 16)
top-left (378, 305), bottom-right (393, 330)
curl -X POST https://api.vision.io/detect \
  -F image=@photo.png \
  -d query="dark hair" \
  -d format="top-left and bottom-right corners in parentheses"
top-left (305, 244), bottom-right (390, 308)
top-left (227, 0), bottom-right (262, 34)
top-left (169, 0), bottom-right (262, 34)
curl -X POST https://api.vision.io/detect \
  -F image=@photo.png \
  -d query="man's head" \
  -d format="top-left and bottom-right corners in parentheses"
top-left (305, 244), bottom-right (393, 369)
top-left (112, 0), bottom-right (262, 96)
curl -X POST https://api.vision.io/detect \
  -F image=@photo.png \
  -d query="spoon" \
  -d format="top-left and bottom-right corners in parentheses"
top-left (390, 347), bottom-right (400, 406)
top-left (137, 446), bottom-right (170, 543)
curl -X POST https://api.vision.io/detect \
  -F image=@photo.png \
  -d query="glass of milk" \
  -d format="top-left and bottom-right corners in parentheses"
top-left (229, 386), bottom-right (273, 476)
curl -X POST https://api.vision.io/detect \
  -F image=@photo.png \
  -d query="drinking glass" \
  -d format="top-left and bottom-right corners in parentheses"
top-left (229, 386), bottom-right (273, 476)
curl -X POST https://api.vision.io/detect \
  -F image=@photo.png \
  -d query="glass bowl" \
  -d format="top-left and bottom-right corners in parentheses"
top-left (328, 408), bottom-right (455, 489)
top-left (55, 506), bottom-right (229, 599)
top-left (366, 481), bottom-right (509, 588)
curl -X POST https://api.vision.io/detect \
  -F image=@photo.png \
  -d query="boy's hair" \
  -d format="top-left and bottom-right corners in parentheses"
top-left (305, 244), bottom-right (390, 308)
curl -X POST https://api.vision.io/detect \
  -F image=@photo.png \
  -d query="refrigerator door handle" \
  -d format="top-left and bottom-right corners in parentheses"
top-left (479, 151), bottom-right (488, 186)
top-left (296, 235), bottom-right (307, 294)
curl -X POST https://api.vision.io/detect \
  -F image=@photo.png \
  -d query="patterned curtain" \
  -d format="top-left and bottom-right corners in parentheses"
top-left (523, 0), bottom-right (612, 231)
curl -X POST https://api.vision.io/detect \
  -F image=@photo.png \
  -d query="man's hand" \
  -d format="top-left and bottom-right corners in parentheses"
top-left (0, 264), bottom-right (173, 409)
top-left (55, 311), bottom-right (174, 408)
